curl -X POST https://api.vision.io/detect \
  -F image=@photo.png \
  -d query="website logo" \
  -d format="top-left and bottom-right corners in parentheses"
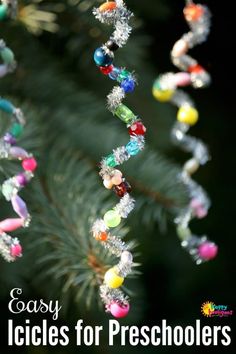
top-left (201, 301), bottom-right (233, 317)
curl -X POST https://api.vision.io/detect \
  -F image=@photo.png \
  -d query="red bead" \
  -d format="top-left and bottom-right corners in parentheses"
top-left (188, 64), bottom-right (204, 74)
top-left (22, 157), bottom-right (37, 172)
top-left (114, 181), bottom-right (132, 198)
top-left (128, 121), bottom-right (146, 136)
top-left (184, 4), bottom-right (204, 22)
top-left (95, 232), bottom-right (108, 241)
top-left (100, 65), bottom-right (113, 75)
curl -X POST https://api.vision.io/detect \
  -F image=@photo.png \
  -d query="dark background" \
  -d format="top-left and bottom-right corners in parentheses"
top-left (0, 0), bottom-right (235, 353)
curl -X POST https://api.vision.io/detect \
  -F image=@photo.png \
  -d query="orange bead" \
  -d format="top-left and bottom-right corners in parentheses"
top-left (188, 64), bottom-right (204, 74)
top-left (99, 2), bottom-right (117, 13)
top-left (95, 232), bottom-right (108, 242)
top-left (184, 4), bottom-right (204, 22)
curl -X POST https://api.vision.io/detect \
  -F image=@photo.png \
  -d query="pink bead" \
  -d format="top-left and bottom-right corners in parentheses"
top-left (190, 198), bottom-right (202, 209)
top-left (198, 242), bottom-right (218, 261)
top-left (0, 218), bottom-right (24, 232)
top-left (174, 72), bottom-right (191, 87)
top-left (10, 244), bottom-right (22, 258)
top-left (22, 157), bottom-right (37, 172)
top-left (109, 302), bottom-right (130, 318)
top-left (195, 207), bottom-right (208, 219)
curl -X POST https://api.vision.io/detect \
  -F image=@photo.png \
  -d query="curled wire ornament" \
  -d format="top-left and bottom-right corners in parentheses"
top-left (0, 0), bottom-right (37, 262)
top-left (91, 1), bottom-right (146, 318)
top-left (152, 1), bottom-right (218, 264)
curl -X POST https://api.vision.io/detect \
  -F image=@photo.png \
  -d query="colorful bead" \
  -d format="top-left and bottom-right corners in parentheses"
top-left (129, 121), bottom-right (146, 136)
top-left (104, 210), bottom-right (121, 228)
top-left (188, 64), bottom-right (204, 74)
top-left (105, 154), bottom-right (117, 167)
top-left (126, 140), bottom-right (140, 156)
top-left (11, 195), bottom-right (28, 219)
top-left (10, 123), bottom-right (23, 138)
top-left (15, 173), bottom-right (28, 187)
top-left (0, 4), bottom-right (8, 20)
top-left (104, 267), bottom-right (124, 288)
top-left (22, 157), bottom-right (37, 172)
top-left (176, 225), bottom-right (191, 241)
top-left (1, 47), bottom-right (15, 64)
top-left (100, 65), bottom-right (113, 75)
top-left (177, 106), bottom-right (199, 125)
top-left (152, 87), bottom-right (174, 102)
top-left (111, 170), bottom-right (123, 186)
top-left (114, 104), bottom-right (136, 124)
top-left (110, 302), bottom-right (130, 318)
top-left (174, 72), bottom-right (191, 87)
top-left (121, 78), bottom-right (135, 93)
top-left (4, 133), bottom-right (16, 145)
top-left (198, 242), bottom-right (218, 261)
top-left (0, 218), bottom-right (24, 232)
top-left (117, 69), bottom-right (130, 83)
top-left (184, 4), bottom-right (204, 22)
top-left (94, 47), bottom-right (113, 67)
top-left (0, 98), bottom-right (15, 114)
top-left (109, 67), bottom-right (121, 80)
top-left (95, 232), bottom-right (108, 242)
top-left (103, 178), bottom-right (114, 189)
top-left (10, 244), bottom-right (22, 258)
top-left (114, 181), bottom-right (131, 198)
top-left (99, 2), bottom-right (117, 13)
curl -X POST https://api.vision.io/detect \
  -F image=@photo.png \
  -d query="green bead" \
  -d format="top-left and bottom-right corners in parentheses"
top-left (104, 210), bottom-right (121, 228)
top-left (117, 69), bottom-right (130, 83)
top-left (1, 47), bottom-right (15, 64)
top-left (10, 123), bottom-right (24, 138)
top-left (176, 225), bottom-right (191, 241)
top-left (0, 4), bottom-right (8, 21)
top-left (114, 104), bottom-right (136, 124)
top-left (105, 154), bottom-right (117, 167)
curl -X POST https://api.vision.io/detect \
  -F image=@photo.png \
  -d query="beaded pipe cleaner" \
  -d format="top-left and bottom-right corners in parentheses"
top-left (91, 1), bottom-right (146, 318)
top-left (0, 0), bottom-right (37, 262)
top-left (152, 0), bottom-right (218, 264)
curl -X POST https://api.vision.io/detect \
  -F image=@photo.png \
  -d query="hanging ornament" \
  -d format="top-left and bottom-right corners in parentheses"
top-left (0, 0), bottom-right (37, 262)
top-left (91, 1), bottom-right (146, 317)
top-left (152, 0), bottom-right (218, 264)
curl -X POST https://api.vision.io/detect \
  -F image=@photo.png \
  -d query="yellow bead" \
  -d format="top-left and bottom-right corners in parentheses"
top-left (152, 88), bottom-right (174, 102)
top-left (177, 106), bottom-right (199, 125)
top-left (104, 267), bottom-right (124, 288)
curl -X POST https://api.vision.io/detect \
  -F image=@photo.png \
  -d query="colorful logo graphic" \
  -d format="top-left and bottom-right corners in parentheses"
top-left (201, 301), bottom-right (233, 317)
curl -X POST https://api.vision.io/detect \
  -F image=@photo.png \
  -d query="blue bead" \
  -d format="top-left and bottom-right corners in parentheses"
top-left (121, 78), bottom-right (136, 93)
top-left (0, 99), bottom-right (15, 114)
top-left (126, 140), bottom-right (140, 156)
top-left (94, 47), bottom-right (113, 67)
top-left (108, 67), bottom-right (121, 80)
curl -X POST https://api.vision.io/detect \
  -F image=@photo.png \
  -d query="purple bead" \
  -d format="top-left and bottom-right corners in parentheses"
top-left (4, 133), bottom-right (16, 145)
top-left (10, 146), bottom-right (28, 159)
top-left (11, 195), bottom-right (29, 219)
top-left (15, 173), bottom-right (28, 187)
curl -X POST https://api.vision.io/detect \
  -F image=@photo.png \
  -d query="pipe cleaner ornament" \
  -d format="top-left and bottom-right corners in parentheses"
top-left (92, 1), bottom-right (146, 318)
top-left (152, 0), bottom-right (218, 264)
top-left (0, 0), bottom-right (37, 262)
